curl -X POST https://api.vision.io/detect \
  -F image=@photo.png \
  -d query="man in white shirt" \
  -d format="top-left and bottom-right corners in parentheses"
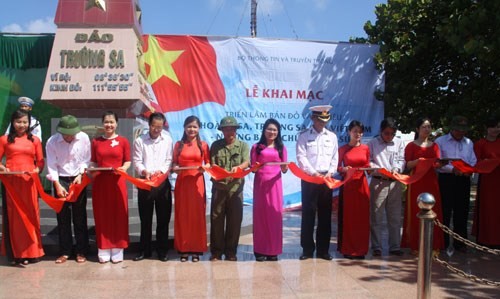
top-left (435, 116), bottom-right (477, 252)
top-left (368, 117), bottom-right (405, 257)
top-left (133, 112), bottom-right (173, 262)
top-left (296, 105), bottom-right (338, 261)
top-left (46, 115), bottom-right (91, 264)
top-left (5, 96), bottom-right (42, 140)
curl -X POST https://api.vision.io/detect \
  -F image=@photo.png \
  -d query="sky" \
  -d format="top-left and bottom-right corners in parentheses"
top-left (0, 0), bottom-right (385, 42)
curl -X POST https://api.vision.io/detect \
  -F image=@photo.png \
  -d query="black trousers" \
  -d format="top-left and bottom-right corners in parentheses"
top-left (56, 176), bottom-right (89, 256)
top-left (439, 173), bottom-right (471, 249)
top-left (210, 185), bottom-right (243, 257)
top-left (300, 180), bottom-right (333, 255)
top-left (137, 179), bottom-right (172, 255)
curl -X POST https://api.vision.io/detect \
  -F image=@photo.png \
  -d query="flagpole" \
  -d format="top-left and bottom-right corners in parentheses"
top-left (251, 0), bottom-right (257, 37)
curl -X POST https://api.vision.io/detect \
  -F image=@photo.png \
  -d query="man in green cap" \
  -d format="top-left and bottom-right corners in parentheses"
top-left (209, 116), bottom-right (250, 261)
top-left (46, 115), bottom-right (91, 264)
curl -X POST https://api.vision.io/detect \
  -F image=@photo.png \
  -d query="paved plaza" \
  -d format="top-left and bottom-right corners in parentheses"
top-left (0, 195), bottom-right (499, 298)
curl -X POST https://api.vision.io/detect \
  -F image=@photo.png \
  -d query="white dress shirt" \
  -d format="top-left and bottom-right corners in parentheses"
top-left (368, 135), bottom-right (405, 173)
top-left (435, 133), bottom-right (477, 173)
top-left (296, 127), bottom-right (339, 175)
top-left (45, 131), bottom-right (91, 181)
top-left (133, 131), bottom-right (173, 175)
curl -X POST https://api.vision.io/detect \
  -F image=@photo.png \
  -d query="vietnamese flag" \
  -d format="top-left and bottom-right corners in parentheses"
top-left (142, 35), bottom-right (226, 112)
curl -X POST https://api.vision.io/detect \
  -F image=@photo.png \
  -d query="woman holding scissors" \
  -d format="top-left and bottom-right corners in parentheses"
top-left (90, 111), bottom-right (131, 264)
top-left (0, 109), bottom-right (44, 265)
top-left (337, 120), bottom-right (371, 259)
top-left (172, 115), bottom-right (210, 262)
top-left (251, 118), bottom-right (288, 261)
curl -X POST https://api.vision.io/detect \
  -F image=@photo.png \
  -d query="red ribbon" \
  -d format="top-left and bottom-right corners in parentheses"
top-left (0, 172), bottom-right (66, 213)
top-left (451, 159), bottom-right (499, 175)
top-left (115, 169), bottom-right (169, 191)
top-left (376, 158), bottom-right (436, 185)
top-left (288, 162), bottom-right (356, 189)
top-left (205, 164), bottom-right (262, 180)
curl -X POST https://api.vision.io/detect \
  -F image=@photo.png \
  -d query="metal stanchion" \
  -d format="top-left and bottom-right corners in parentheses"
top-left (417, 193), bottom-right (436, 299)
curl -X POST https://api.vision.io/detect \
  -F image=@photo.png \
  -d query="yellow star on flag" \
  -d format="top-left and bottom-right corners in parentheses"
top-left (86, 0), bottom-right (106, 11)
top-left (143, 35), bottom-right (184, 86)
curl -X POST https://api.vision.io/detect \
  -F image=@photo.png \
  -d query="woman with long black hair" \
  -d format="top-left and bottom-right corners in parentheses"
top-left (0, 109), bottom-right (44, 265)
top-left (251, 118), bottom-right (288, 261)
top-left (172, 115), bottom-right (210, 262)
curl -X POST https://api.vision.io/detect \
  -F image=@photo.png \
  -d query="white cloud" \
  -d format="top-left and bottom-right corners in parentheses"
top-left (2, 23), bottom-right (23, 33)
top-left (1, 17), bottom-right (56, 33)
top-left (26, 17), bottom-right (56, 33)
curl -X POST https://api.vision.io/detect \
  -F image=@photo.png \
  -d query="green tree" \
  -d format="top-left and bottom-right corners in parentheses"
top-left (359, 0), bottom-right (499, 139)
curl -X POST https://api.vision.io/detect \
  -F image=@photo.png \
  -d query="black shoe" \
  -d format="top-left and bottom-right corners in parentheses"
top-left (133, 252), bottom-right (151, 261)
top-left (267, 255), bottom-right (278, 262)
top-left (299, 254), bottom-right (312, 260)
top-left (209, 255), bottom-right (222, 261)
top-left (343, 254), bottom-right (365, 260)
top-left (28, 258), bottom-right (40, 264)
top-left (158, 253), bottom-right (168, 262)
top-left (255, 256), bottom-right (266, 262)
top-left (254, 253), bottom-right (265, 262)
top-left (372, 249), bottom-right (382, 257)
top-left (389, 250), bottom-right (404, 256)
top-left (225, 255), bottom-right (237, 262)
top-left (318, 254), bottom-right (333, 260)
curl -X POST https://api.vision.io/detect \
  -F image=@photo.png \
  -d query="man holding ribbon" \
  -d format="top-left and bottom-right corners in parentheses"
top-left (435, 116), bottom-right (477, 252)
top-left (367, 117), bottom-right (405, 257)
top-left (46, 115), bottom-right (91, 264)
top-left (132, 112), bottom-right (173, 262)
top-left (209, 116), bottom-right (249, 262)
top-left (296, 105), bottom-right (338, 260)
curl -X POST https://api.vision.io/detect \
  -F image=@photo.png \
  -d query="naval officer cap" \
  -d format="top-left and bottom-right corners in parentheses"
top-left (17, 96), bottom-right (35, 107)
top-left (309, 105), bottom-right (332, 122)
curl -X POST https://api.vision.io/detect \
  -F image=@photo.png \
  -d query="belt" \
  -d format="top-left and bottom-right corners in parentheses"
top-left (59, 175), bottom-right (78, 181)
top-left (439, 172), bottom-right (459, 176)
top-left (372, 176), bottom-right (395, 182)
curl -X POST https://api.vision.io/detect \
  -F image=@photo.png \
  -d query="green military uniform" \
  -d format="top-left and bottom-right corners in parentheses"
top-left (209, 117), bottom-right (249, 260)
top-left (210, 138), bottom-right (249, 192)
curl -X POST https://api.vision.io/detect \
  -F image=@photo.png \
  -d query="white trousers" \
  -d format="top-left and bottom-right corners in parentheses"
top-left (98, 248), bottom-right (124, 262)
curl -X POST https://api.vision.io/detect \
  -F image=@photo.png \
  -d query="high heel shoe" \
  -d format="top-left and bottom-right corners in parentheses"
top-left (192, 255), bottom-right (199, 262)
top-left (180, 254), bottom-right (188, 262)
top-left (267, 255), bottom-right (278, 261)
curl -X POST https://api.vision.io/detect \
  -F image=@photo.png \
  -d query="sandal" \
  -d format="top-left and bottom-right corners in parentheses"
top-left (192, 255), bottom-right (199, 263)
top-left (56, 255), bottom-right (69, 264)
top-left (76, 254), bottom-right (87, 263)
top-left (180, 254), bottom-right (189, 262)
